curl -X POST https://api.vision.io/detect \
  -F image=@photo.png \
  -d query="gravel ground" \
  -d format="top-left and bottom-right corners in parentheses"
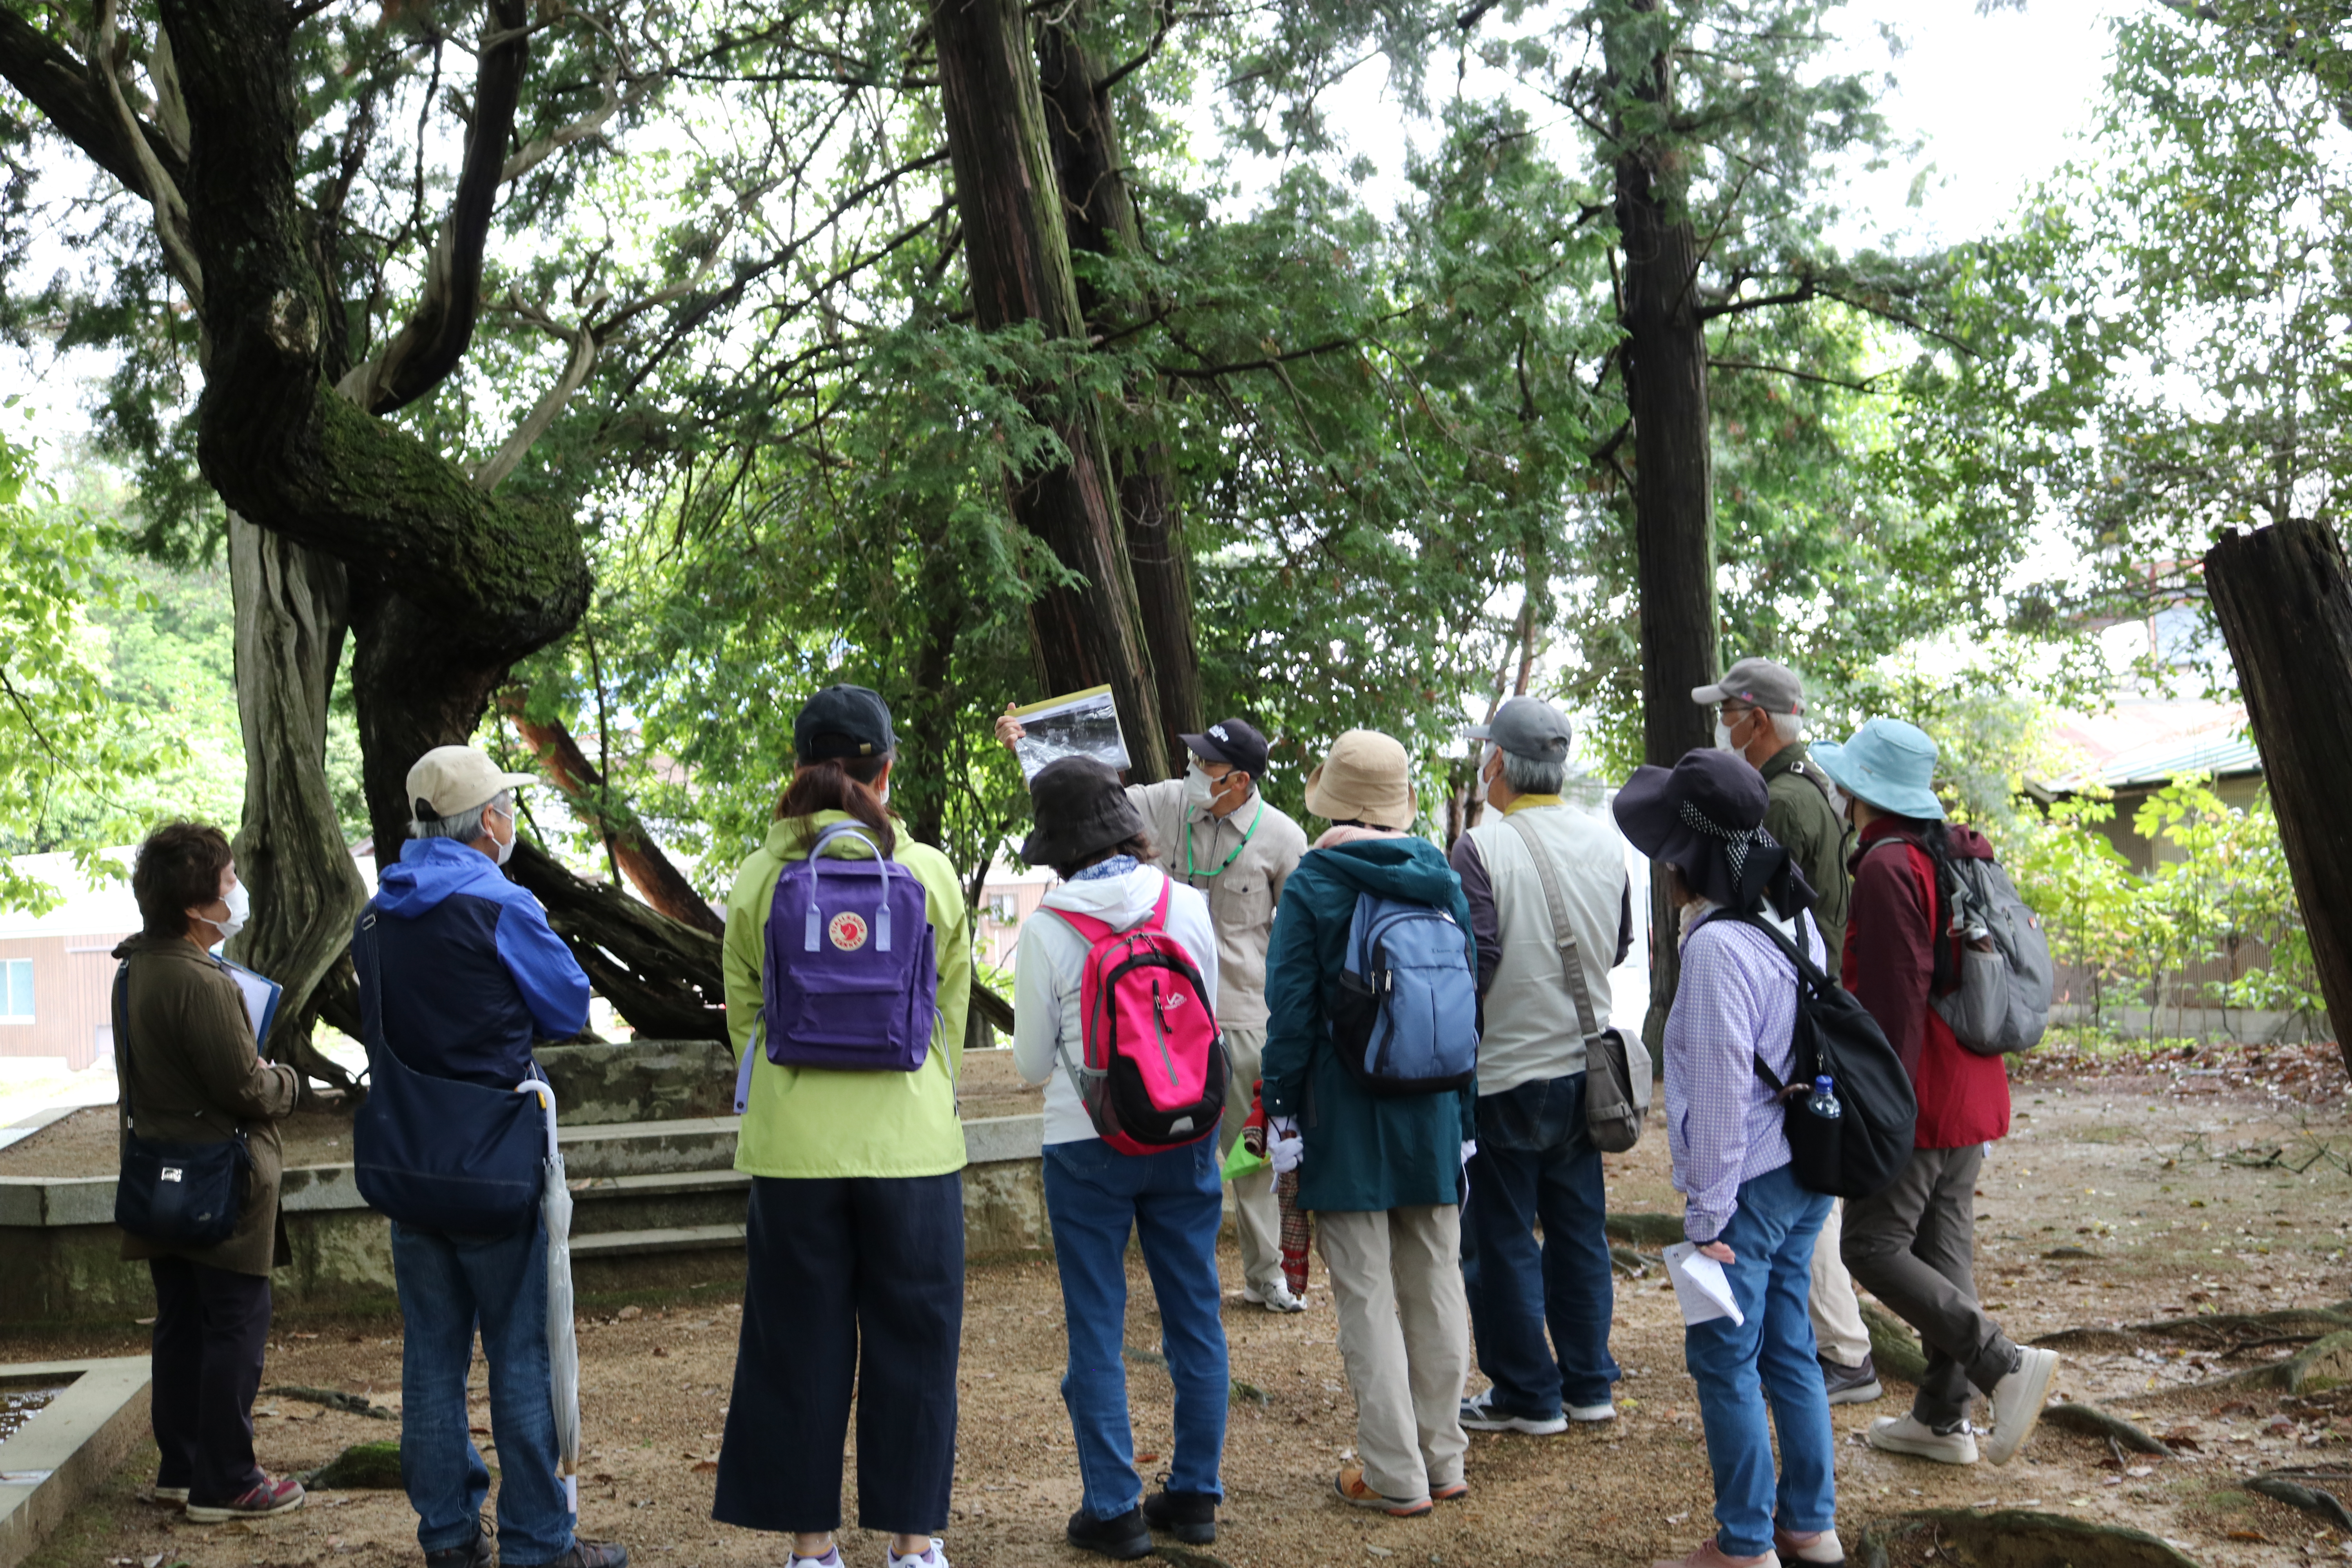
top-left (13, 1061), bottom-right (2352, 1568)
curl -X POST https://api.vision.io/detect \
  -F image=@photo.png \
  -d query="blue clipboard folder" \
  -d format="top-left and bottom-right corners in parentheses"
top-left (218, 959), bottom-right (284, 1053)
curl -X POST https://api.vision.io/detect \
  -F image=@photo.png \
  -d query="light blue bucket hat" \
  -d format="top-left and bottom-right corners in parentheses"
top-left (1809, 717), bottom-right (1945, 821)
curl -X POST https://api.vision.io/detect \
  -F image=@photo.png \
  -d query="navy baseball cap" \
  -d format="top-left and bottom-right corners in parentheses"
top-left (1180, 718), bottom-right (1271, 779)
top-left (795, 684), bottom-right (896, 761)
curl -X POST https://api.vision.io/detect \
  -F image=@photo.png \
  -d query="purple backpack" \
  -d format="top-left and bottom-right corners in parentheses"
top-left (733, 823), bottom-right (938, 1111)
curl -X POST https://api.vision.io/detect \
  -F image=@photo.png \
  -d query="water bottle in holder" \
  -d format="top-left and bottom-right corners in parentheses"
top-left (1807, 1075), bottom-right (1842, 1121)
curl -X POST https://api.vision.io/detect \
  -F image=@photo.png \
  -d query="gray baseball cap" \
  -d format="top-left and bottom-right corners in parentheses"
top-left (1465, 696), bottom-right (1572, 758)
top-left (1691, 656), bottom-right (1804, 715)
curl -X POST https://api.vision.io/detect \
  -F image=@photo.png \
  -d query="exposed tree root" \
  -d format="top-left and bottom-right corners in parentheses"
top-left (2040, 1400), bottom-right (2172, 1454)
top-left (2247, 1469), bottom-right (2352, 1531)
top-left (1861, 1302), bottom-right (1927, 1386)
top-left (1858, 1509), bottom-right (2199, 1568)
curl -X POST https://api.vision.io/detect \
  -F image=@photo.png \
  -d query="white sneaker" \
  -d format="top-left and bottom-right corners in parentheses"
top-left (886, 1541), bottom-right (947, 1568)
top-left (1866, 1414), bottom-right (1978, 1465)
top-left (1459, 1388), bottom-right (1568, 1435)
top-left (1568, 1401), bottom-right (1617, 1423)
top-left (1980, 1347), bottom-right (2059, 1466)
top-left (1240, 1280), bottom-right (1307, 1314)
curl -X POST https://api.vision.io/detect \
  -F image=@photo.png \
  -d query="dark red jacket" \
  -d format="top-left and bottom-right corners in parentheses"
top-left (1841, 817), bottom-right (2011, 1149)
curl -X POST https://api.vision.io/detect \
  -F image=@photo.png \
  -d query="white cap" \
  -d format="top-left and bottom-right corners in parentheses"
top-left (406, 746), bottom-right (536, 821)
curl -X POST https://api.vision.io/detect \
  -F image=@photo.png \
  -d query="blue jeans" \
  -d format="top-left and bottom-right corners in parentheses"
top-left (1461, 1073), bottom-right (1620, 1414)
top-left (392, 1219), bottom-right (572, 1565)
top-left (1043, 1138), bottom-right (1230, 1520)
top-left (1685, 1164), bottom-right (1836, 1558)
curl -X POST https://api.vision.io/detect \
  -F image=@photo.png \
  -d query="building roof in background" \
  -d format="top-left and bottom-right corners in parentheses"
top-left (2040, 697), bottom-right (2261, 795)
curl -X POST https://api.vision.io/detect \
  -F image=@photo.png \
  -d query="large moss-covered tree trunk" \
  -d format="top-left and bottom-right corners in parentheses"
top-left (934, 0), bottom-right (1170, 782)
top-left (223, 517), bottom-right (366, 1097)
top-left (2205, 517), bottom-right (2352, 1076)
top-left (1611, 0), bottom-right (1720, 1047)
top-left (1036, 15), bottom-right (1203, 757)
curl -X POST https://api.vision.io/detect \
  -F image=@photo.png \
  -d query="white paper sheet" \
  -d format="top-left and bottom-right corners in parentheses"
top-left (1661, 1240), bottom-right (1745, 1327)
top-left (218, 960), bottom-right (282, 1052)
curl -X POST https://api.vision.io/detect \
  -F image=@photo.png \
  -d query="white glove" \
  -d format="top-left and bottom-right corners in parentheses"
top-left (1460, 1138), bottom-right (1479, 1167)
top-left (1269, 1115), bottom-right (1303, 1174)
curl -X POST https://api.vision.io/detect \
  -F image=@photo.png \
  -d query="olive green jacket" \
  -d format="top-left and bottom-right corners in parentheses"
top-left (1760, 740), bottom-right (1853, 971)
top-left (113, 934), bottom-right (300, 1276)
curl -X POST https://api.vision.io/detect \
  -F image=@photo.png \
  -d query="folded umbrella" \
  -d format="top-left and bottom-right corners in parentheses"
top-left (521, 1080), bottom-right (580, 1514)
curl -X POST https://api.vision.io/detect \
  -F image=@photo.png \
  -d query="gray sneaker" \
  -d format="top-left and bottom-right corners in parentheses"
top-left (1819, 1352), bottom-right (1882, 1406)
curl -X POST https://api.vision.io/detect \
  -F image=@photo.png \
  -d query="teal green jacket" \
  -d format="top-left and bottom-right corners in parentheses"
top-left (1259, 834), bottom-right (1479, 1213)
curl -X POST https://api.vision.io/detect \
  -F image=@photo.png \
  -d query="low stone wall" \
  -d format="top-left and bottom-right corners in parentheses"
top-left (0, 1116), bottom-right (1050, 1323)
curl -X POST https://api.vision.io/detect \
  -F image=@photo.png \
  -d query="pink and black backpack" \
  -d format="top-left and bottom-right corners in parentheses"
top-left (1051, 875), bottom-right (1229, 1154)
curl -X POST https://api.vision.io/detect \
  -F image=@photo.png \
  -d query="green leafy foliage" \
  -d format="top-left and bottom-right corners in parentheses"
top-left (0, 415), bottom-right (168, 909)
top-left (2006, 779), bottom-right (2323, 1031)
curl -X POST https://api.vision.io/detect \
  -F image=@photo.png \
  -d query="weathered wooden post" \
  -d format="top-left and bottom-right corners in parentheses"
top-left (2204, 517), bottom-right (2352, 1075)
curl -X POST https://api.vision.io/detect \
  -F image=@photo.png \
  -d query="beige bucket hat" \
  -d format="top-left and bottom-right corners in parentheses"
top-left (1303, 729), bottom-right (1416, 830)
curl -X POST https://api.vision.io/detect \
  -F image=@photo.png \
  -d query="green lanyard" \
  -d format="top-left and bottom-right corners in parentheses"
top-left (1185, 800), bottom-right (1265, 880)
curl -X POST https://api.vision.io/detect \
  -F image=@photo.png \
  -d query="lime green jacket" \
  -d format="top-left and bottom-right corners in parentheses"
top-left (723, 810), bottom-right (972, 1178)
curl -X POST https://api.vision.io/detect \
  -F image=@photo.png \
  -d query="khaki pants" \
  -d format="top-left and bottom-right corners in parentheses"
top-left (1217, 1027), bottom-right (1284, 1295)
top-left (1318, 1205), bottom-right (1470, 1503)
top-left (1810, 1198), bottom-right (1872, 1367)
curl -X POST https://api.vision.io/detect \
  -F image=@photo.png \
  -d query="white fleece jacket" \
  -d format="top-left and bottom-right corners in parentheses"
top-left (1011, 867), bottom-right (1220, 1146)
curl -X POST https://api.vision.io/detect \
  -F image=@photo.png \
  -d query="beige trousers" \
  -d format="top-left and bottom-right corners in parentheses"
top-left (1318, 1205), bottom-right (1471, 1503)
top-left (1217, 1027), bottom-right (1284, 1295)
top-left (1811, 1198), bottom-right (1872, 1367)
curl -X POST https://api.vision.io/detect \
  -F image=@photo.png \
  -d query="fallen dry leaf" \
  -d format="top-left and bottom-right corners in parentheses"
top-left (691, 1460), bottom-right (718, 1474)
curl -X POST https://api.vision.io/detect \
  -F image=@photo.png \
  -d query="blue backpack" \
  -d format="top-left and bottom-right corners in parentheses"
top-left (735, 823), bottom-right (938, 1111)
top-left (1328, 892), bottom-right (1479, 1096)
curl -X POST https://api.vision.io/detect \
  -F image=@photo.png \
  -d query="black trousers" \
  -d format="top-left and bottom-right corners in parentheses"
top-left (712, 1173), bottom-right (964, 1535)
top-left (149, 1256), bottom-right (272, 1504)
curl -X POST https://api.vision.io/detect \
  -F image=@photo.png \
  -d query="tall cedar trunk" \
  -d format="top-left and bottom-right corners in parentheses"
top-left (223, 516), bottom-right (366, 1096)
top-left (1613, 1), bottom-right (1719, 1050)
top-left (1036, 17), bottom-right (1203, 755)
top-left (933, 0), bottom-right (1169, 782)
top-left (2203, 518), bottom-right (2352, 1074)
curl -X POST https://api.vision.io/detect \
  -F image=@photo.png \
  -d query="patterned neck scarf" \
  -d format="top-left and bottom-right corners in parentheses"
top-left (1677, 799), bottom-right (1777, 890)
top-left (1070, 854), bottom-right (1140, 883)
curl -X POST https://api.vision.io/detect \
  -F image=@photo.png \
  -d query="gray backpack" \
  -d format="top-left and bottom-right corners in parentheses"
top-left (1934, 855), bottom-right (2053, 1056)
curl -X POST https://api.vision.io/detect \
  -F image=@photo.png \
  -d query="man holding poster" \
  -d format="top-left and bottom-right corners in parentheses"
top-left (999, 705), bottom-right (1311, 1311)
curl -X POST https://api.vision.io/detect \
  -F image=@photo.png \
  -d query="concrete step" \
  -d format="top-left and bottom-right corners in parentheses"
top-left (568, 1223), bottom-right (745, 1259)
top-left (566, 1169), bottom-right (748, 1236)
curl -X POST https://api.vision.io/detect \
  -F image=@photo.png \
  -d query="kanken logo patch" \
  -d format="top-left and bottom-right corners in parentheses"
top-left (828, 911), bottom-right (869, 951)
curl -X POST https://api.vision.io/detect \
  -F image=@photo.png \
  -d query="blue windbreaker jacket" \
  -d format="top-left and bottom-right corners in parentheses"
top-left (357, 837), bottom-right (590, 1088)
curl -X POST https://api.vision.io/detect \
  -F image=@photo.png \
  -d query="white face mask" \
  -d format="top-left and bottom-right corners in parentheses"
top-left (1183, 762), bottom-right (1217, 809)
top-left (1823, 782), bottom-right (1849, 822)
top-left (1714, 714), bottom-right (1744, 753)
top-left (212, 880), bottom-right (250, 944)
top-left (486, 805), bottom-right (517, 866)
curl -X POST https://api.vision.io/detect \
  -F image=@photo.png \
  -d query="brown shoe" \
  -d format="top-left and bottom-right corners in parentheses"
top-left (1333, 1465), bottom-right (1431, 1517)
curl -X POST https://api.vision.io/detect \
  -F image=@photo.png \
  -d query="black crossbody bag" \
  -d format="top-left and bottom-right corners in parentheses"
top-left (113, 962), bottom-right (252, 1249)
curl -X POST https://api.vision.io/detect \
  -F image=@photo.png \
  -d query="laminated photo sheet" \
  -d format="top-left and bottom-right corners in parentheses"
top-left (1661, 1240), bottom-right (1746, 1328)
top-left (1010, 685), bottom-right (1131, 783)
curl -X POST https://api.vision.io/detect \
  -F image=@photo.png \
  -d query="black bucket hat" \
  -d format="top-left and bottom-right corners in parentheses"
top-left (1612, 748), bottom-right (1815, 918)
top-left (1021, 757), bottom-right (1147, 869)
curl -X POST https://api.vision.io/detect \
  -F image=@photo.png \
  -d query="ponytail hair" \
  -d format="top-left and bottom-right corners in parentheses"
top-left (776, 755), bottom-right (897, 858)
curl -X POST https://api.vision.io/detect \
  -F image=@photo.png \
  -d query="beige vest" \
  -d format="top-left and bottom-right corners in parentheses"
top-left (1125, 779), bottom-right (1309, 1029)
top-left (1465, 803), bottom-right (1629, 1096)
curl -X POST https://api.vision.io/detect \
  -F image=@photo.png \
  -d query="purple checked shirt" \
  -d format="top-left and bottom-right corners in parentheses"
top-left (1662, 905), bottom-right (1824, 1245)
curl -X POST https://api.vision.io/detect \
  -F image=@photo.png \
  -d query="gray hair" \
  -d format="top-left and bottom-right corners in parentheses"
top-left (1499, 748), bottom-right (1568, 796)
top-left (1771, 711), bottom-right (1804, 743)
top-left (409, 789), bottom-right (513, 844)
